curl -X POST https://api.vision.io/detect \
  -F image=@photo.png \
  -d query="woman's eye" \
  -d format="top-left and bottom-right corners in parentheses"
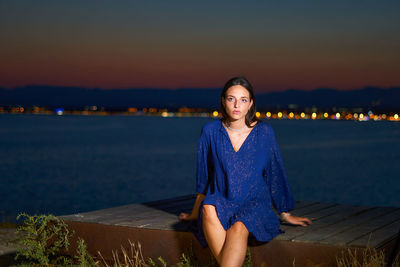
top-left (227, 97), bottom-right (234, 102)
top-left (241, 99), bottom-right (248, 103)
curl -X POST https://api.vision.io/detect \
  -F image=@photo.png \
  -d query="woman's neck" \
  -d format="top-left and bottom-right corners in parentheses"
top-left (226, 119), bottom-right (247, 130)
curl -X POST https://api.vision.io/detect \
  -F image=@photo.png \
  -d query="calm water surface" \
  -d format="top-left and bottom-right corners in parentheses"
top-left (0, 114), bottom-right (399, 222)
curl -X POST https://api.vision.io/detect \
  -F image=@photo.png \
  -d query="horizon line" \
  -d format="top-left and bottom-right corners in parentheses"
top-left (1, 84), bottom-right (399, 93)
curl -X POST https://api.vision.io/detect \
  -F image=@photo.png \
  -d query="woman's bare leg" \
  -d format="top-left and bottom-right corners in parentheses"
top-left (202, 205), bottom-right (249, 266)
top-left (202, 205), bottom-right (226, 263)
top-left (220, 221), bottom-right (249, 267)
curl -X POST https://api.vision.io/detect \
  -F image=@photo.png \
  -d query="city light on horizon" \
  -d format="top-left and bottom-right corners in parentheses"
top-left (4, 105), bottom-right (400, 122)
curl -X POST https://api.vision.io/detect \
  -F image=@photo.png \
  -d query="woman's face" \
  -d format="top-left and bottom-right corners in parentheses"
top-left (222, 85), bottom-right (253, 121)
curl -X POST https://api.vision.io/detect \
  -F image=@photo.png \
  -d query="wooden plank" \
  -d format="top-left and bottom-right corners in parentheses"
top-left (62, 203), bottom-right (150, 220)
top-left (145, 197), bottom-right (312, 211)
top-left (145, 197), bottom-right (195, 210)
top-left (292, 204), bottom-right (343, 221)
top-left (293, 201), bottom-right (316, 210)
top-left (136, 202), bottom-right (325, 232)
top-left (135, 202), bottom-right (317, 231)
top-left (103, 216), bottom-right (171, 228)
top-left (290, 202), bottom-right (337, 217)
top-left (143, 194), bottom-right (195, 207)
top-left (287, 207), bottom-right (394, 244)
top-left (111, 201), bottom-right (316, 230)
top-left (61, 204), bottom-right (153, 223)
top-left (62, 198), bottom-right (195, 224)
top-left (142, 219), bottom-right (188, 231)
top-left (143, 196), bottom-right (312, 209)
top-left (308, 205), bottom-right (372, 225)
top-left (63, 199), bottom-right (314, 228)
top-left (322, 209), bottom-right (400, 246)
top-left (107, 210), bottom-right (177, 225)
top-left (348, 219), bottom-right (400, 248)
top-left (106, 202), bottom-right (191, 220)
top-left (63, 199), bottom-right (310, 222)
top-left (64, 207), bottom-right (191, 229)
top-left (61, 196), bottom-right (400, 250)
top-left (277, 204), bottom-right (370, 241)
top-left (315, 207), bottom-right (396, 245)
top-left (110, 198), bottom-right (194, 215)
top-left (116, 214), bottom-right (178, 228)
top-left (275, 202), bottom-right (339, 240)
top-left (63, 194), bottom-right (195, 216)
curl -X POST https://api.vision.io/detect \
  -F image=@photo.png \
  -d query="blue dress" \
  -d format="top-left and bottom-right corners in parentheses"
top-left (194, 119), bottom-right (294, 247)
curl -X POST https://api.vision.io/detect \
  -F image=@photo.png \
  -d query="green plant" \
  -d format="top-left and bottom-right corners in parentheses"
top-left (243, 248), bottom-right (252, 267)
top-left (75, 237), bottom-right (96, 267)
top-left (13, 213), bottom-right (74, 266)
top-left (12, 213), bottom-right (95, 266)
top-left (12, 212), bottom-right (253, 267)
top-left (148, 256), bottom-right (168, 267)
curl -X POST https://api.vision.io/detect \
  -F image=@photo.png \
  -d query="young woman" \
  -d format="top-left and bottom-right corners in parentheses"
top-left (179, 77), bottom-right (311, 267)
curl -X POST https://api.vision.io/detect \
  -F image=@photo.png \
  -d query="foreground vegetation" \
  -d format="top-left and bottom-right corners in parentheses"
top-left (12, 213), bottom-right (94, 266)
top-left (10, 213), bottom-right (400, 267)
top-left (11, 213), bottom-right (222, 266)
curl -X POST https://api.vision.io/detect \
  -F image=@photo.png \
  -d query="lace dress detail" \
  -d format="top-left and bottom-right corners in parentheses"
top-left (194, 120), bottom-right (294, 247)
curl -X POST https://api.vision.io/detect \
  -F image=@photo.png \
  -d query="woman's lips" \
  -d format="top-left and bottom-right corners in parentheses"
top-left (233, 110), bottom-right (240, 114)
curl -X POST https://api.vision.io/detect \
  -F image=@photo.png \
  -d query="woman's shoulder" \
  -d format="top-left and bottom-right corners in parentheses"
top-left (199, 120), bottom-right (221, 143)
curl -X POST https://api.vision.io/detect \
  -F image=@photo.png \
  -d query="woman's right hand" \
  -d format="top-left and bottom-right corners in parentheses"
top-left (179, 194), bottom-right (205, 221)
top-left (179, 212), bottom-right (198, 221)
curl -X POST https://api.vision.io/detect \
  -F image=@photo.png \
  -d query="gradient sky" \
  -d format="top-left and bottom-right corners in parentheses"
top-left (1, 1), bottom-right (399, 92)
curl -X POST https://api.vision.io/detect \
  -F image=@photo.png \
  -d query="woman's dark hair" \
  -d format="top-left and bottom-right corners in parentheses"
top-left (220, 76), bottom-right (258, 127)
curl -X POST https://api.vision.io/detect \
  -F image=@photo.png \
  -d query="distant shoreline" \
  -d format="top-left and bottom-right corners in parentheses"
top-left (1, 108), bottom-right (399, 122)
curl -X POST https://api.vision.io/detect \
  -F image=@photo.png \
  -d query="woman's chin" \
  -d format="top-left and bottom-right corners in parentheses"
top-left (228, 114), bottom-right (244, 121)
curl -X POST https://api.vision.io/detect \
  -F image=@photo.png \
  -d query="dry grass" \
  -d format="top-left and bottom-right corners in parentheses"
top-left (98, 242), bottom-right (400, 267)
top-left (96, 240), bottom-right (150, 267)
top-left (95, 240), bottom-right (254, 267)
top-left (290, 246), bottom-right (400, 267)
top-left (96, 240), bottom-right (207, 267)
top-left (94, 240), bottom-right (400, 267)
top-left (336, 247), bottom-right (400, 267)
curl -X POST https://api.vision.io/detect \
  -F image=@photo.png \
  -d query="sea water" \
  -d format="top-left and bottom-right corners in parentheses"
top-left (0, 114), bottom-right (399, 222)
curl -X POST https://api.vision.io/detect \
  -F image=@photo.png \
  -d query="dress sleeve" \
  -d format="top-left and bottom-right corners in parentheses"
top-left (266, 128), bottom-right (294, 214)
top-left (196, 126), bottom-right (210, 195)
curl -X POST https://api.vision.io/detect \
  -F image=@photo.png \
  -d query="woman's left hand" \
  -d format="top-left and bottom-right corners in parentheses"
top-left (281, 212), bottom-right (312, 226)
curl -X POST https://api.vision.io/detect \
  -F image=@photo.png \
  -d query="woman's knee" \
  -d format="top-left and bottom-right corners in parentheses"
top-left (202, 205), bottom-right (218, 222)
top-left (229, 221), bottom-right (249, 236)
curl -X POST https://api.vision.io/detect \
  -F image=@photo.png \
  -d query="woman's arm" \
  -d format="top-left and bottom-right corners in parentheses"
top-left (179, 193), bottom-right (205, 221)
top-left (280, 212), bottom-right (312, 226)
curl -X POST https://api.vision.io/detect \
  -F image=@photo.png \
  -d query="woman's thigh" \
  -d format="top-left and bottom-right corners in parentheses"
top-left (202, 204), bottom-right (221, 224)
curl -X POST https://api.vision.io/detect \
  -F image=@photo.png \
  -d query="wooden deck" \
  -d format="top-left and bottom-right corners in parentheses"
top-left (62, 195), bottom-right (400, 266)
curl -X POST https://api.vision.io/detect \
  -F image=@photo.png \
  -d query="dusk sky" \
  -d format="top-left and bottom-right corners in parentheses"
top-left (1, 1), bottom-right (399, 93)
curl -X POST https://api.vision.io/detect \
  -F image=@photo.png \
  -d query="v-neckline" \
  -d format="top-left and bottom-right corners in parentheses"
top-left (221, 120), bottom-right (259, 153)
